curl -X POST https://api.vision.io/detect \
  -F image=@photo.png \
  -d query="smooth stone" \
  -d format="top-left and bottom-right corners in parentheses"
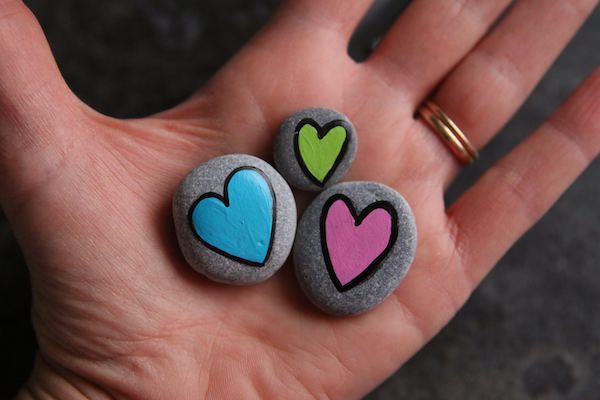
top-left (173, 154), bottom-right (297, 285)
top-left (293, 182), bottom-right (417, 316)
top-left (274, 108), bottom-right (358, 192)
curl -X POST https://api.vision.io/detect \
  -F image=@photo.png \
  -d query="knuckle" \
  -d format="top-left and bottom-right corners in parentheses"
top-left (561, 0), bottom-right (597, 19)
top-left (493, 165), bottom-right (544, 226)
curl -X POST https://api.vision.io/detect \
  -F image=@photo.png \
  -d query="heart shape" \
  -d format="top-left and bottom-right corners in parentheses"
top-left (295, 119), bottom-right (349, 186)
top-left (190, 167), bottom-right (275, 266)
top-left (321, 194), bottom-right (398, 292)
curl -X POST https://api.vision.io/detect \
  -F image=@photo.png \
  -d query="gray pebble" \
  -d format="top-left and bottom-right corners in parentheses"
top-left (274, 108), bottom-right (358, 191)
top-left (293, 182), bottom-right (417, 316)
top-left (173, 154), bottom-right (297, 285)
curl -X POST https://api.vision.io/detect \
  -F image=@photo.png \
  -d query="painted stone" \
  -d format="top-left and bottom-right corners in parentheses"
top-left (173, 154), bottom-right (297, 285)
top-left (293, 182), bottom-right (417, 315)
top-left (274, 108), bottom-right (358, 191)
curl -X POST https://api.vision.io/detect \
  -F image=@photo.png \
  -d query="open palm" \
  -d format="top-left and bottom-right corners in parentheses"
top-left (2, 1), bottom-right (599, 399)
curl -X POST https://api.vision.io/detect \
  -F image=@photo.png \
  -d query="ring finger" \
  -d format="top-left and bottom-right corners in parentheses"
top-left (423, 0), bottom-right (599, 184)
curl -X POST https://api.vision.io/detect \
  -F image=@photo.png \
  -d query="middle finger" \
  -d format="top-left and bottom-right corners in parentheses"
top-left (368, 0), bottom-right (512, 104)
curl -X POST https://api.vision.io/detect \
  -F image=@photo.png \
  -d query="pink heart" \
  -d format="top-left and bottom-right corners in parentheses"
top-left (322, 196), bottom-right (397, 291)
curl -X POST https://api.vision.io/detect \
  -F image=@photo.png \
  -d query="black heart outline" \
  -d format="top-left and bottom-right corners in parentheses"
top-left (294, 118), bottom-right (351, 187)
top-left (320, 194), bottom-right (399, 292)
top-left (188, 166), bottom-right (276, 267)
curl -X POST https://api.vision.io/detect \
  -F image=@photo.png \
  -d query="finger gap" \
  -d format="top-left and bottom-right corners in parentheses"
top-left (347, 0), bottom-right (410, 62)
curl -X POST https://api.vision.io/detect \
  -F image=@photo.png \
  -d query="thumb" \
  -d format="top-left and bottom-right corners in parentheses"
top-left (0, 0), bottom-right (80, 211)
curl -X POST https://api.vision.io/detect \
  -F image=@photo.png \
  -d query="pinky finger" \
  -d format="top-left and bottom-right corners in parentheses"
top-left (447, 68), bottom-right (600, 285)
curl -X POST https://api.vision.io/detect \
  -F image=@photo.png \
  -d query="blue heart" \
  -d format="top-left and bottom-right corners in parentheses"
top-left (190, 168), bottom-right (274, 266)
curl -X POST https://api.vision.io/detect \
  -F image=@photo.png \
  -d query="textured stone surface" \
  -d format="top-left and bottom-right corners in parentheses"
top-left (1, 1), bottom-right (599, 398)
top-left (274, 108), bottom-right (358, 191)
top-left (294, 182), bottom-right (416, 315)
top-left (173, 155), bottom-right (296, 285)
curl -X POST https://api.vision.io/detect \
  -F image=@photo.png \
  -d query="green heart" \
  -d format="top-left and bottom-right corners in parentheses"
top-left (297, 122), bottom-right (348, 185)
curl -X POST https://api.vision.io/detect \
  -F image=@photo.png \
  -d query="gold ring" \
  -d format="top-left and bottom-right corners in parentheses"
top-left (417, 101), bottom-right (479, 165)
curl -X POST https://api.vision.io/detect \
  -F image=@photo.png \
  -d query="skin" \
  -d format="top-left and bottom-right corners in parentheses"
top-left (0, 0), bottom-right (598, 398)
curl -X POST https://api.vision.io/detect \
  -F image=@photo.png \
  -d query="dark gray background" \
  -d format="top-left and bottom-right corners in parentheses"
top-left (1, 1), bottom-right (598, 399)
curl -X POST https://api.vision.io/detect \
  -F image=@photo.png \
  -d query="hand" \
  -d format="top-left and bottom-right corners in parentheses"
top-left (2, 0), bottom-right (599, 398)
